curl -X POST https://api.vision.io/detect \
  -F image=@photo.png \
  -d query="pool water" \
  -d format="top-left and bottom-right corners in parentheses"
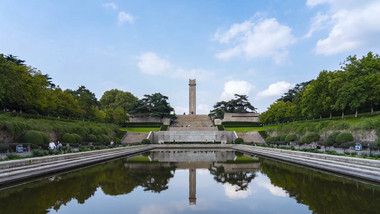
top-left (0, 149), bottom-right (379, 214)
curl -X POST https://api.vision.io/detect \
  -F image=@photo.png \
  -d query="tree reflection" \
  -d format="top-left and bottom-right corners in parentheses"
top-left (0, 159), bottom-right (175, 214)
top-left (209, 164), bottom-right (256, 191)
top-left (260, 159), bottom-right (380, 214)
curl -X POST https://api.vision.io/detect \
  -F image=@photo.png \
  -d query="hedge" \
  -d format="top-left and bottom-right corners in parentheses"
top-left (86, 134), bottom-right (97, 142)
top-left (21, 130), bottom-right (49, 145)
top-left (234, 138), bottom-right (244, 144)
top-left (285, 134), bottom-right (297, 143)
top-left (335, 132), bottom-right (354, 143)
top-left (327, 131), bottom-right (341, 145)
top-left (141, 139), bottom-right (151, 144)
top-left (124, 122), bottom-right (163, 127)
top-left (300, 132), bottom-right (320, 144)
top-left (258, 131), bottom-right (268, 139)
top-left (62, 133), bottom-right (76, 143)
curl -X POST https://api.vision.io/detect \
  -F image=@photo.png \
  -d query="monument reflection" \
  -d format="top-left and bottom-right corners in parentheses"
top-left (125, 149), bottom-right (260, 205)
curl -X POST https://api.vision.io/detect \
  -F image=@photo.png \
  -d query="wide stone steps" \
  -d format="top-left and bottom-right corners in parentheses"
top-left (173, 115), bottom-right (212, 127)
top-left (122, 132), bottom-right (149, 144)
top-left (237, 132), bottom-right (265, 144)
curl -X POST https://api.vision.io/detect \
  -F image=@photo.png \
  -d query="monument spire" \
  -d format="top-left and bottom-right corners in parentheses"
top-left (189, 79), bottom-right (196, 115)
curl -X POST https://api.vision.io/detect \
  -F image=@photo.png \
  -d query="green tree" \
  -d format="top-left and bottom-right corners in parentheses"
top-left (67, 86), bottom-right (99, 118)
top-left (129, 93), bottom-right (176, 119)
top-left (210, 94), bottom-right (257, 119)
top-left (100, 89), bottom-right (138, 112)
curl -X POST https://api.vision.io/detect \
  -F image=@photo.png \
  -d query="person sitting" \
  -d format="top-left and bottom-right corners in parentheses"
top-left (49, 140), bottom-right (56, 150)
top-left (56, 141), bottom-right (62, 150)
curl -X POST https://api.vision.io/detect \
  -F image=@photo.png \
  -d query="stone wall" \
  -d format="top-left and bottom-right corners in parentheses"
top-left (151, 131), bottom-right (235, 144)
top-left (222, 113), bottom-right (259, 122)
top-left (128, 115), bottom-right (171, 125)
top-left (0, 131), bottom-right (15, 144)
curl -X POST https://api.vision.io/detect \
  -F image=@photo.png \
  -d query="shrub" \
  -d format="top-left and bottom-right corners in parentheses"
top-left (87, 134), bottom-right (97, 142)
top-left (113, 137), bottom-right (121, 144)
top-left (72, 134), bottom-right (82, 144)
top-left (235, 138), bottom-right (244, 144)
top-left (141, 139), bottom-right (151, 144)
top-left (32, 149), bottom-right (44, 157)
top-left (6, 153), bottom-right (21, 160)
top-left (102, 135), bottom-right (111, 143)
top-left (327, 131), bottom-right (341, 145)
top-left (274, 136), bottom-right (281, 141)
top-left (280, 135), bottom-right (286, 142)
top-left (62, 133), bottom-right (76, 143)
top-left (96, 135), bottom-right (104, 142)
top-left (285, 134), bottom-right (297, 143)
top-left (340, 142), bottom-right (354, 149)
top-left (300, 132), bottom-right (320, 144)
top-left (21, 130), bottom-right (49, 145)
top-left (258, 131), bottom-right (268, 139)
top-left (265, 137), bottom-right (273, 143)
top-left (0, 144), bottom-right (10, 153)
top-left (361, 153), bottom-right (368, 158)
top-left (335, 132), bottom-right (354, 144)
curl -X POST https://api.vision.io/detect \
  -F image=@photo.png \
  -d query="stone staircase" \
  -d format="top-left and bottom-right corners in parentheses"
top-left (122, 132), bottom-right (149, 144)
top-left (172, 115), bottom-right (212, 128)
top-left (236, 132), bottom-right (265, 144)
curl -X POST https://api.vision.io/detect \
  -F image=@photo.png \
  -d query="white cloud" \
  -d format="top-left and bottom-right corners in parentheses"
top-left (174, 106), bottom-right (187, 115)
top-left (197, 104), bottom-right (210, 114)
top-left (137, 52), bottom-right (213, 80)
top-left (255, 81), bottom-right (294, 100)
top-left (102, 2), bottom-right (118, 10)
top-left (304, 12), bottom-right (330, 38)
top-left (137, 52), bottom-right (171, 75)
top-left (118, 11), bottom-right (135, 24)
top-left (223, 183), bottom-right (252, 199)
top-left (214, 17), bottom-right (296, 64)
top-left (220, 80), bottom-right (254, 101)
top-left (306, 0), bottom-right (380, 55)
top-left (306, 0), bottom-right (333, 7)
top-left (256, 178), bottom-right (287, 197)
top-left (139, 200), bottom-right (217, 214)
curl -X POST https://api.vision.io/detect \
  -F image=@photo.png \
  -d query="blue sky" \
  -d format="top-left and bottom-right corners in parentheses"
top-left (1, 0), bottom-right (379, 114)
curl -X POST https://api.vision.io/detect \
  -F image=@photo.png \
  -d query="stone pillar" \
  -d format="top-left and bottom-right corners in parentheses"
top-left (189, 79), bottom-right (196, 115)
top-left (189, 168), bottom-right (196, 205)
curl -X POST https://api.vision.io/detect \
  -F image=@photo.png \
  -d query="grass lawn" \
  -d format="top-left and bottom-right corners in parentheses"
top-left (127, 157), bottom-right (151, 162)
top-left (119, 127), bottom-right (160, 133)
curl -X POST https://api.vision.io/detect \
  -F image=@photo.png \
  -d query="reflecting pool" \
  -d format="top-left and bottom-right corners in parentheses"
top-left (0, 149), bottom-right (379, 214)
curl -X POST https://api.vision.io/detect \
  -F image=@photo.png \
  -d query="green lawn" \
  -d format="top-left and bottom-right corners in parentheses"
top-left (127, 157), bottom-right (151, 162)
top-left (119, 127), bottom-right (160, 133)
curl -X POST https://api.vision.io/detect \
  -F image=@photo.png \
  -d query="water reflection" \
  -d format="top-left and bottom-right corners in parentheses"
top-left (0, 149), bottom-right (379, 214)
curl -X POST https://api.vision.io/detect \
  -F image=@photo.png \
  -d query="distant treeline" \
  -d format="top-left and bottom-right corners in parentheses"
top-left (0, 54), bottom-right (138, 124)
top-left (259, 52), bottom-right (380, 124)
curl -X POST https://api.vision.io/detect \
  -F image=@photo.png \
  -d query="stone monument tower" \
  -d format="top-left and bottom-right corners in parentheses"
top-left (189, 79), bottom-right (196, 115)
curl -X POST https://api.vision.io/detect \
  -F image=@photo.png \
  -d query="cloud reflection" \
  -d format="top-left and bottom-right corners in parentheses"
top-left (139, 199), bottom-right (217, 214)
top-left (223, 183), bottom-right (252, 199)
top-left (256, 177), bottom-right (287, 197)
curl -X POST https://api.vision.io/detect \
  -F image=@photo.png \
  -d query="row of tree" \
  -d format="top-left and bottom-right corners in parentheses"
top-left (0, 54), bottom-right (140, 124)
top-left (259, 52), bottom-right (380, 124)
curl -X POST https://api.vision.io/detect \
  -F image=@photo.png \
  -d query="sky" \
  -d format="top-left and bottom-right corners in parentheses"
top-left (1, 0), bottom-right (380, 114)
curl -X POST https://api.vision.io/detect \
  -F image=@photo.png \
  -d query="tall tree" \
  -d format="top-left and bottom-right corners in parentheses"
top-left (210, 94), bottom-right (256, 119)
top-left (100, 89), bottom-right (138, 112)
top-left (129, 93), bottom-right (176, 119)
